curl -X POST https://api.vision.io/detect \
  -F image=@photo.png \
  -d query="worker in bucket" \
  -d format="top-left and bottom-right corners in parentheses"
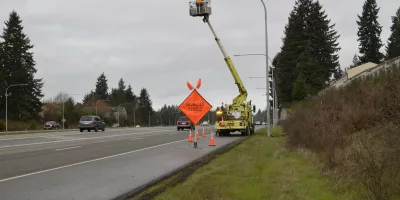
top-left (196, 0), bottom-right (203, 13)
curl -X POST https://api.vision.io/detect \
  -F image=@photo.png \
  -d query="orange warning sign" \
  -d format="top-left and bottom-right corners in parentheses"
top-left (178, 89), bottom-right (212, 125)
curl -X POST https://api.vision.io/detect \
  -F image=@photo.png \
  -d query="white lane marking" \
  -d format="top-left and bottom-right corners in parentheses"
top-left (169, 133), bottom-right (177, 135)
top-left (0, 130), bottom-right (174, 149)
top-left (130, 137), bottom-right (143, 140)
top-left (0, 127), bottom-right (177, 141)
top-left (55, 146), bottom-right (82, 151)
top-left (0, 139), bottom-right (186, 183)
top-left (40, 135), bottom-right (79, 141)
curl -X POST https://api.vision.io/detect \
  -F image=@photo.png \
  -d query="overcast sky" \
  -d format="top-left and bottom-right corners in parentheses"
top-left (0, 0), bottom-right (398, 110)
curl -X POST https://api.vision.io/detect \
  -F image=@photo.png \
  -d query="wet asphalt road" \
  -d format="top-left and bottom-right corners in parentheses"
top-left (0, 125), bottom-right (264, 200)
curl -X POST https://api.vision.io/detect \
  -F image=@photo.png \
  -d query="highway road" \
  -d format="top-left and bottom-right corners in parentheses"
top-left (0, 125), bottom-right (264, 200)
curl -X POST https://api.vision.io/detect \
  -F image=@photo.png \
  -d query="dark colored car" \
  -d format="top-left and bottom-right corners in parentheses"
top-left (177, 116), bottom-right (194, 131)
top-left (79, 115), bottom-right (105, 132)
top-left (43, 121), bottom-right (60, 130)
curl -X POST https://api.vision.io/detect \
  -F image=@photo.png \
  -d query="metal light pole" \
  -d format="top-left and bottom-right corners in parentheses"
top-left (96, 100), bottom-right (109, 116)
top-left (5, 84), bottom-right (28, 134)
top-left (259, 0), bottom-right (270, 136)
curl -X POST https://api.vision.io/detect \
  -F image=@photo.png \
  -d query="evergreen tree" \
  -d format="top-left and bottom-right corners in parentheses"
top-left (386, 7), bottom-right (400, 60)
top-left (275, 3), bottom-right (309, 103)
top-left (118, 78), bottom-right (126, 91)
top-left (124, 85), bottom-right (136, 116)
top-left (137, 88), bottom-right (153, 126)
top-left (291, 73), bottom-right (308, 101)
top-left (109, 78), bottom-right (127, 106)
top-left (296, 46), bottom-right (321, 95)
top-left (349, 53), bottom-right (361, 68)
top-left (356, 0), bottom-right (384, 64)
top-left (0, 11), bottom-right (44, 119)
top-left (275, 0), bottom-right (340, 103)
top-left (95, 73), bottom-right (109, 100)
top-left (306, 1), bottom-right (341, 84)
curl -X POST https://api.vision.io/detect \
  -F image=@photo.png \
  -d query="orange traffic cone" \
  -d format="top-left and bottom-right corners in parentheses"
top-left (202, 128), bottom-right (206, 137)
top-left (188, 130), bottom-right (193, 142)
top-left (209, 133), bottom-right (215, 146)
top-left (195, 129), bottom-right (200, 139)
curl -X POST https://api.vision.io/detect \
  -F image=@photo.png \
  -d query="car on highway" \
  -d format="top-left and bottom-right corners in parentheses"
top-left (79, 115), bottom-right (106, 132)
top-left (43, 121), bottom-right (60, 130)
top-left (176, 116), bottom-right (194, 131)
top-left (255, 121), bottom-right (261, 125)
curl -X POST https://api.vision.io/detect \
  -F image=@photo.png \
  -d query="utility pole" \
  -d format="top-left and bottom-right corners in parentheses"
top-left (5, 84), bottom-right (28, 134)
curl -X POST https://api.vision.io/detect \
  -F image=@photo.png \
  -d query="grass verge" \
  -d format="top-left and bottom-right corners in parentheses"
top-left (128, 128), bottom-right (354, 200)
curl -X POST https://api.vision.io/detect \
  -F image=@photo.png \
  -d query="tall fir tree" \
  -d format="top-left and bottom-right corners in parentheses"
top-left (306, 0), bottom-right (340, 87)
top-left (0, 11), bottom-right (44, 119)
top-left (124, 85), bottom-right (136, 116)
top-left (275, 1), bottom-right (310, 103)
top-left (275, 0), bottom-right (340, 103)
top-left (356, 0), bottom-right (384, 64)
top-left (385, 7), bottom-right (400, 60)
top-left (109, 78), bottom-right (127, 106)
top-left (94, 73), bottom-right (109, 100)
top-left (137, 88), bottom-right (153, 125)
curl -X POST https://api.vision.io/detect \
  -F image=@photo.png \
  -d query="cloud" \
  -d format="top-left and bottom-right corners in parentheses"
top-left (0, 0), bottom-right (398, 111)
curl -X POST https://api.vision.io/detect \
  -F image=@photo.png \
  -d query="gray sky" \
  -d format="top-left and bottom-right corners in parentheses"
top-left (0, 0), bottom-right (398, 110)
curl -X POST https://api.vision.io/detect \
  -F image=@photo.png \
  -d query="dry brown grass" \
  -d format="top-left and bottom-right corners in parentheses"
top-left (282, 63), bottom-right (400, 200)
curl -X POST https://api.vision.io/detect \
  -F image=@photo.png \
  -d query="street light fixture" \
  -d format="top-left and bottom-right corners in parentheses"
top-left (5, 84), bottom-right (28, 134)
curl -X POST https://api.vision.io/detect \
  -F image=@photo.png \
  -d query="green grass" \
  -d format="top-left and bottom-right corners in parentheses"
top-left (151, 128), bottom-right (354, 200)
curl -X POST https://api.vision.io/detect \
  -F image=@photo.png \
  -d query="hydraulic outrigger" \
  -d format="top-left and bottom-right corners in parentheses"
top-left (189, 0), bottom-right (256, 136)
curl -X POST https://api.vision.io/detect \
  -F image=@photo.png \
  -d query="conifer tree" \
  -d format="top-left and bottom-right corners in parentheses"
top-left (95, 73), bottom-right (109, 100)
top-left (386, 7), bottom-right (400, 60)
top-left (356, 0), bottom-right (384, 64)
top-left (291, 73), bottom-right (308, 101)
top-left (0, 11), bottom-right (43, 119)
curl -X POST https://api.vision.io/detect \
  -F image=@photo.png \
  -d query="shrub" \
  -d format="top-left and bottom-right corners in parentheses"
top-left (282, 63), bottom-right (400, 199)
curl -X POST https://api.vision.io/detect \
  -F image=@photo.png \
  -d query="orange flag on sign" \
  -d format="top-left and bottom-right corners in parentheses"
top-left (196, 78), bottom-right (202, 89)
top-left (187, 81), bottom-right (194, 90)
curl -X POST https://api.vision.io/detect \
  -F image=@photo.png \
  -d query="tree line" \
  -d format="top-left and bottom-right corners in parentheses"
top-left (0, 10), bottom-right (213, 131)
top-left (274, 0), bottom-right (400, 104)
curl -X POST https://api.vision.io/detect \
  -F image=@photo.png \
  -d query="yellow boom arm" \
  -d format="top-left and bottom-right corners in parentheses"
top-left (203, 16), bottom-right (248, 107)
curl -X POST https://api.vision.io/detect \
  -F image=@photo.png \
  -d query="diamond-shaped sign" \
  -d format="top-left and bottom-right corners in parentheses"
top-left (178, 89), bottom-right (212, 125)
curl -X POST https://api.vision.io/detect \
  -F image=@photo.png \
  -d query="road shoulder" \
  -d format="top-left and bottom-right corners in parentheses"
top-left (130, 128), bottom-right (355, 200)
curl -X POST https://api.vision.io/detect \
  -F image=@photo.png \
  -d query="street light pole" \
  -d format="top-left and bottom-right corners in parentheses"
top-left (260, 0), bottom-right (271, 136)
top-left (5, 84), bottom-right (28, 134)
